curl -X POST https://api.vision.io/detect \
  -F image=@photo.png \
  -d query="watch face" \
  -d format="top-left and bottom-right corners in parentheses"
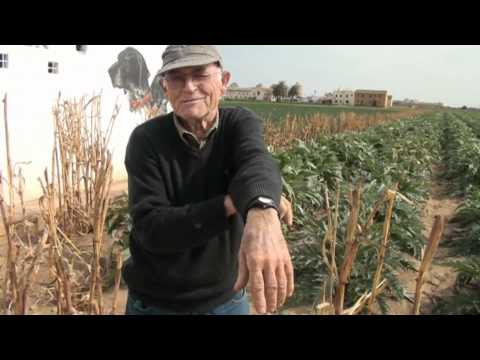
top-left (258, 196), bottom-right (274, 205)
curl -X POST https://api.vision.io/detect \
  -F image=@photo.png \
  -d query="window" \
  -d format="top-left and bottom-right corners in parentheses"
top-left (0, 53), bottom-right (8, 68)
top-left (48, 61), bottom-right (59, 74)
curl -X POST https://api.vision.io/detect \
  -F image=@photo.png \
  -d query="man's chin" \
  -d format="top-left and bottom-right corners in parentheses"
top-left (177, 110), bottom-right (210, 122)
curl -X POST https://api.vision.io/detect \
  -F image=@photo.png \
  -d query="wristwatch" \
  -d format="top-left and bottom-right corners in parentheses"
top-left (247, 196), bottom-right (279, 214)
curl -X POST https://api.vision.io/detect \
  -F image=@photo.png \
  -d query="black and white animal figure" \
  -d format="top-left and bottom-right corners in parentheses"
top-left (108, 47), bottom-right (169, 113)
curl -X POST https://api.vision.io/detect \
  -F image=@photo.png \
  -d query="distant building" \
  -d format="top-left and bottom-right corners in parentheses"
top-left (305, 95), bottom-right (321, 103)
top-left (225, 83), bottom-right (273, 101)
top-left (354, 90), bottom-right (392, 108)
top-left (293, 82), bottom-right (304, 98)
top-left (416, 101), bottom-right (444, 108)
top-left (332, 89), bottom-right (354, 106)
top-left (387, 95), bottom-right (393, 107)
top-left (393, 98), bottom-right (443, 108)
top-left (318, 92), bottom-right (335, 105)
top-left (393, 98), bottom-right (417, 107)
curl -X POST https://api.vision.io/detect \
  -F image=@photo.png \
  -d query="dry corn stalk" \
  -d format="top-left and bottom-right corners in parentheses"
top-left (52, 94), bottom-right (118, 236)
top-left (367, 187), bottom-right (398, 314)
top-left (1, 94), bottom-right (15, 311)
top-left (89, 150), bottom-right (113, 315)
top-left (39, 170), bottom-right (76, 315)
top-left (320, 185), bottom-right (340, 307)
top-left (14, 229), bottom-right (49, 314)
top-left (110, 250), bottom-right (124, 315)
top-left (1, 194), bottom-right (50, 314)
top-left (1, 95), bottom-right (50, 314)
top-left (315, 302), bottom-right (335, 315)
top-left (41, 95), bottom-right (118, 314)
top-left (334, 183), bottom-right (363, 315)
top-left (264, 108), bottom-right (431, 152)
top-left (2, 93), bottom-right (49, 314)
top-left (343, 279), bottom-right (387, 315)
top-left (0, 193), bottom-right (17, 313)
top-left (329, 183), bottom-right (398, 315)
top-left (2, 93), bottom-right (15, 221)
top-left (413, 216), bottom-right (445, 315)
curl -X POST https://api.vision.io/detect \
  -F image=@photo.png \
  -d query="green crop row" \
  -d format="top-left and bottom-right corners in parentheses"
top-left (432, 113), bottom-right (480, 314)
top-left (274, 113), bottom-right (444, 311)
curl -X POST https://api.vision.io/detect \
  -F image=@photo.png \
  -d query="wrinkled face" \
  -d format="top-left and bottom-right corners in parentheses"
top-left (161, 63), bottom-right (230, 122)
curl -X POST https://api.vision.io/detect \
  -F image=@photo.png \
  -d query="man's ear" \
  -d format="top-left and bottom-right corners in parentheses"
top-left (220, 71), bottom-right (231, 96)
top-left (160, 78), bottom-right (169, 98)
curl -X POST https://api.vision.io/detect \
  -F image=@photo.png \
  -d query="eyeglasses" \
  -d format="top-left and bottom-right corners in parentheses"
top-left (164, 71), bottom-right (222, 90)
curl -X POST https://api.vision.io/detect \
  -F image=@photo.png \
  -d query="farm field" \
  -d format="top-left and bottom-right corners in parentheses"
top-left (221, 100), bottom-right (405, 122)
top-left (1, 98), bottom-right (480, 315)
top-left (273, 110), bottom-right (480, 314)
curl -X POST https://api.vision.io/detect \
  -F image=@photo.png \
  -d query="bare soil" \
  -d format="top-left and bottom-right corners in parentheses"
top-left (382, 165), bottom-right (464, 315)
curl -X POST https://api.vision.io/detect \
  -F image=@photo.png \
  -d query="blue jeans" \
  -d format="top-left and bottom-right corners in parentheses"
top-left (125, 288), bottom-right (250, 315)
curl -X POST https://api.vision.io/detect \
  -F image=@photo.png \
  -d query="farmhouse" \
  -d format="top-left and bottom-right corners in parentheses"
top-left (354, 89), bottom-right (392, 108)
top-left (332, 89), bottom-right (355, 106)
top-left (225, 83), bottom-right (274, 101)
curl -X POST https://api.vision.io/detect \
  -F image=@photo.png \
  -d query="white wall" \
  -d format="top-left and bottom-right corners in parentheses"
top-left (332, 89), bottom-right (354, 105)
top-left (0, 45), bottom-right (167, 203)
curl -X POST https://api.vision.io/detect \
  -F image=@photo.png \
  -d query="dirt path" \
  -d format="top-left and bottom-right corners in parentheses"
top-left (384, 164), bottom-right (464, 315)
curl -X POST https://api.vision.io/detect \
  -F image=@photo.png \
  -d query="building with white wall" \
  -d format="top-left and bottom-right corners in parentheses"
top-left (0, 45), bottom-right (168, 203)
top-left (332, 89), bottom-right (355, 106)
top-left (225, 83), bottom-right (273, 101)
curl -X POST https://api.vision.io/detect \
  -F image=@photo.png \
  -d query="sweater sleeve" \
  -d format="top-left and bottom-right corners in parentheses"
top-left (125, 126), bottom-right (230, 255)
top-left (227, 108), bottom-right (282, 222)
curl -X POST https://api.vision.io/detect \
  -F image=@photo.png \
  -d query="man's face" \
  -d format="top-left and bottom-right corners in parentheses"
top-left (161, 63), bottom-right (230, 122)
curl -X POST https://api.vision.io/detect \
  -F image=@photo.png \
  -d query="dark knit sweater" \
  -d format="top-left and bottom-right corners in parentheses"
top-left (122, 106), bottom-right (282, 313)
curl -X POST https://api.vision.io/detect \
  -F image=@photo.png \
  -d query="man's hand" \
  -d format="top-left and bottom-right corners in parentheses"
top-left (279, 196), bottom-right (293, 227)
top-left (233, 208), bottom-right (294, 314)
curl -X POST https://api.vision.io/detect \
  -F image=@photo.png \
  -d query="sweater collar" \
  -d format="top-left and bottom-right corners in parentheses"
top-left (173, 112), bottom-right (219, 150)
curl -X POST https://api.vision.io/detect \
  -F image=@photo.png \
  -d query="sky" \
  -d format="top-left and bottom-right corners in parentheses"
top-left (216, 45), bottom-right (480, 108)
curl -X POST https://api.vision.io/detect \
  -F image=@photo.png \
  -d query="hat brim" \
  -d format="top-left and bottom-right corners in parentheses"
top-left (157, 54), bottom-right (222, 75)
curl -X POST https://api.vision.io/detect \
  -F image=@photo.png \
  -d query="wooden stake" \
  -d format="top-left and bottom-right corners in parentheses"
top-left (413, 216), bottom-right (445, 315)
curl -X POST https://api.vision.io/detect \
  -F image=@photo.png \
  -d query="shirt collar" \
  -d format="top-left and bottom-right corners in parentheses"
top-left (173, 112), bottom-right (219, 150)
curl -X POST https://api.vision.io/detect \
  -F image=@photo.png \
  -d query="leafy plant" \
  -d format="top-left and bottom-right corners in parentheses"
top-left (105, 193), bottom-right (131, 249)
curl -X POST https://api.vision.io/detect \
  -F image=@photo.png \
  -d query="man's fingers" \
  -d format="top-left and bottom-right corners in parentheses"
top-left (233, 253), bottom-right (249, 292)
top-left (285, 260), bottom-right (295, 298)
top-left (286, 204), bottom-right (293, 227)
top-left (264, 267), bottom-right (278, 313)
top-left (280, 196), bottom-right (294, 227)
top-left (276, 266), bottom-right (288, 308)
top-left (249, 269), bottom-right (267, 314)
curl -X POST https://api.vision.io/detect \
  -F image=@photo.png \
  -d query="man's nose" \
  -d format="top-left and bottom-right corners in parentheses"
top-left (182, 77), bottom-right (197, 92)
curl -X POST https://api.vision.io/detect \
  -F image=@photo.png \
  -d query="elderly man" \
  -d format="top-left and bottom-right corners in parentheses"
top-left (123, 45), bottom-right (294, 315)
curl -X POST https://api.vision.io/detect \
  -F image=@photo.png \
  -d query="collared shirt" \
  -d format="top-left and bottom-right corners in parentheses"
top-left (173, 112), bottom-right (219, 150)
